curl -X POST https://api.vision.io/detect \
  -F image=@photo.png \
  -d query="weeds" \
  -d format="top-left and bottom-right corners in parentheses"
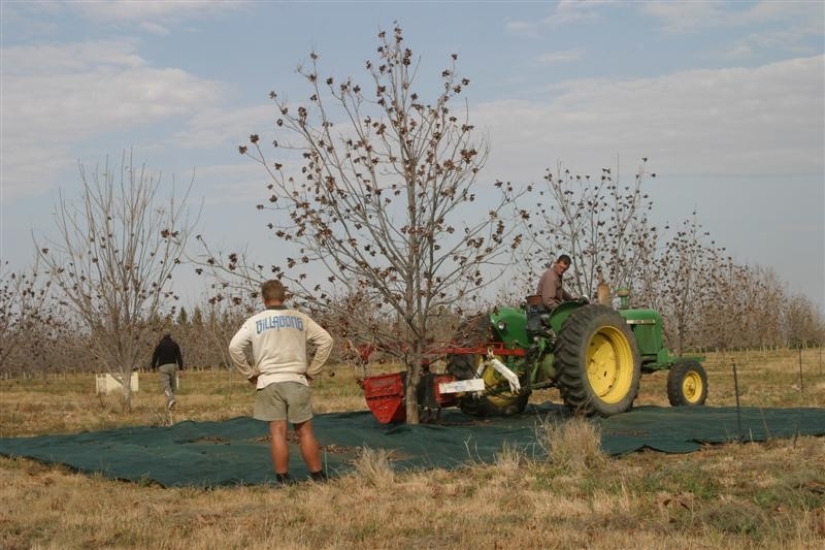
top-left (493, 441), bottom-right (527, 475)
top-left (351, 446), bottom-right (395, 487)
top-left (535, 415), bottom-right (606, 472)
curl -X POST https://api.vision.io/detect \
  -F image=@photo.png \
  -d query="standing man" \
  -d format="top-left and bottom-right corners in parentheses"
top-left (536, 254), bottom-right (577, 311)
top-left (152, 330), bottom-right (184, 410)
top-left (228, 279), bottom-right (334, 485)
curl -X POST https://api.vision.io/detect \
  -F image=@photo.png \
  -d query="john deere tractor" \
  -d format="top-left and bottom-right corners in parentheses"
top-left (443, 292), bottom-right (708, 418)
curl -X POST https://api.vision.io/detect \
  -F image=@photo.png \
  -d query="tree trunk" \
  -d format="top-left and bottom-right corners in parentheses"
top-left (405, 361), bottom-right (421, 424)
top-left (112, 368), bottom-right (133, 413)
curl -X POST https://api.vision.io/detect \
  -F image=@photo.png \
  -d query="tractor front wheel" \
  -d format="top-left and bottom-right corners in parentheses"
top-left (553, 305), bottom-right (641, 417)
top-left (667, 360), bottom-right (708, 406)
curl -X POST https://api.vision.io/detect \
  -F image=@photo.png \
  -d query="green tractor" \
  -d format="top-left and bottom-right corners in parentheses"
top-left (444, 292), bottom-right (708, 417)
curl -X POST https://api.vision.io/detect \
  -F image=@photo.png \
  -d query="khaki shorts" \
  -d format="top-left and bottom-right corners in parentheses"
top-left (254, 381), bottom-right (313, 424)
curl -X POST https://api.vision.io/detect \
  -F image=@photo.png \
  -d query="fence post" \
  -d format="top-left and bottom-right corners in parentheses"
top-left (732, 360), bottom-right (743, 443)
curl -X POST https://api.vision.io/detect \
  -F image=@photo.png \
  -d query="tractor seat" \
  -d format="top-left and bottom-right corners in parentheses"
top-left (525, 295), bottom-right (552, 334)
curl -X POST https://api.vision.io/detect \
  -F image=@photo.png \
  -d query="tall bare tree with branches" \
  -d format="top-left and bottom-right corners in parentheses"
top-left (203, 26), bottom-right (524, 423)
top-left (36, 153), bottom-right (197, 411)
top-left (0, 258), bottom-right (67, 377)
top-left (513, 160), bottom-right (759, 354)
top-left (784, 294), bottom-right (825, 348)
top-left (516, 159), bottom-right (658, 302)
top-left (650, 213), bottom-right (728, 353)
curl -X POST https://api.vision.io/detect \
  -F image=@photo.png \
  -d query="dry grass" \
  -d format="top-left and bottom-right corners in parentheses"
top-left (535, 416), bottom-right (606, 473)
top-left (1, 349), bottom-right (824, 549)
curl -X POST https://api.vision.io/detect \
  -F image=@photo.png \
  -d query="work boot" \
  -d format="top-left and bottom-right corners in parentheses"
top-left (274, 472), bottom-right (291, 487)
top-left (309, 470), bottom-right (327, 483)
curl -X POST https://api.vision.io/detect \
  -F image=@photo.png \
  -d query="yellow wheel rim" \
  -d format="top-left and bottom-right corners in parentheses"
top-left (586, 326), bottom-right (634, 404)
top-left (479, 357), bottom-right (520, 409)
top-left (681, 370), bottom-right (704, 404)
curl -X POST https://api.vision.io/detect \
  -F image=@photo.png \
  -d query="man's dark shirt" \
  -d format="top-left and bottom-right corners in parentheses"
top-left (152, 336), bottom-right (184, 370)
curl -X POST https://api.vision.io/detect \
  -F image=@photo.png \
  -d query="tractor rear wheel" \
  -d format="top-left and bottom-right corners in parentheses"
top-left (667, 359), bottom-right (708, 406)
top-left (553, 305), bottom-right (641, 417)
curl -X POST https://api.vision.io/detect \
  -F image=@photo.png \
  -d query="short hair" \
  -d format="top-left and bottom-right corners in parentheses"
top-left (261, 279), bottom-right (286, 303)
top-left (557, 254), bottom-right (572, 265)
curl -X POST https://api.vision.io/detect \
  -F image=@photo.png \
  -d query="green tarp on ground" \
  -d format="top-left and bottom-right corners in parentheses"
top-left (1, 404), bottom-right (823, 488)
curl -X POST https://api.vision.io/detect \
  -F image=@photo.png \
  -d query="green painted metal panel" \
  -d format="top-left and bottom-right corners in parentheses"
top-left (619, 308), bottom-right (665, 363)
top-left (489, 306), bottom-right (531, 348)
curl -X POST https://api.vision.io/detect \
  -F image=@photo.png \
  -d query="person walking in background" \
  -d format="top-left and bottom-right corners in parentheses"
top-left (536, 254), bottom-right (576, 311)
top-left (228, 279), bottom-right (334, 485)
top-left (152, 330), bottom-right (184, 410)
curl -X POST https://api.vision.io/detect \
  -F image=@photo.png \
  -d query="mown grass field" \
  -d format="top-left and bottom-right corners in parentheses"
top-left (1, 348), bottom-right (824, 549)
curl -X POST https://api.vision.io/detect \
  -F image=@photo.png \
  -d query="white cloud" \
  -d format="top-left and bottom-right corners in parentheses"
top-left (1, 40), bottom-right (228, 199)
top-left (535, 48), bottom-right (586, 65)
top-left (543, 0), bottom-right (609, 27)
top-left (508, 1), bottom-right (610, 35)
top-left (504, 19), bottom-right (541, 38)
top-left (717, 43), bottom-right (755, 60)
top-left (3, 1), bottom-right (248, 40)
top-left (69, 0), bottom-right (248, 24)
top-left (641, 0), bottom-right (824, 38)
top-left (517, 0), bottom-right (824, 55)
top-left (3, 39), bottom-right (145, 74)
top-left (639, 1), bottom-right (728, 34)
top-left (167, 104), bottom-right (274, 151)
top-left (475, 55), bottom-right (824, 181)
top-left (748, 27), bottom-right (822, 54)
top-left (741, 1), bottom-right (824, 26)
top-left (196, 162), bottom-right (271, 205)
top-left (138, 21), bottom-right (171, 36)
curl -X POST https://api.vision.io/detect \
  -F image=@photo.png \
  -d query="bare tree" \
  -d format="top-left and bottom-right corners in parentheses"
top-left (35, 153), bottom-right (197, 410)
top-left (201, 296), bottom-right (257, 370)
top-left (518, 159), bottom-right (658, 301)
top-left (204, 25), bottom-right (524, 423)
top-left (650, 213), bottom-right (727, 354)
top-left (513, 158), bottom-right (821, 355)
top-left (513, 161), bottom-right (742, 354)
top-left (742, 266), bottom-right (784, 350)
top-left (0, 258), bottom-right (60, 377)
top-left (697, 263), bottom-right (821, 352)
top-left (784, 294), bottom-right (825, 348)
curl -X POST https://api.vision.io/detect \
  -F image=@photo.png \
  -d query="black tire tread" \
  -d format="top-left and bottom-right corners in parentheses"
top-left (553, 304), bottom-right (641, 417)
top-left (666, 359), bottom-right (708, 406)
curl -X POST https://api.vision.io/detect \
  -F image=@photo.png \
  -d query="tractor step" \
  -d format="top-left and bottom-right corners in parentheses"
top-left (438, 378), bottom-right (485, 394)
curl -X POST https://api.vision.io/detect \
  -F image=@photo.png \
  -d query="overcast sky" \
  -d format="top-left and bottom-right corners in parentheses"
top-left (1, 1), bottom-right (823, 311)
